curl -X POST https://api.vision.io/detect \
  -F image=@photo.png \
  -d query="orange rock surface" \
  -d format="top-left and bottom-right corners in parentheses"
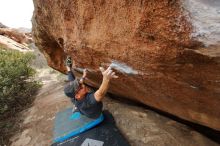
top-left (32, 0), bottom-right (220, 130)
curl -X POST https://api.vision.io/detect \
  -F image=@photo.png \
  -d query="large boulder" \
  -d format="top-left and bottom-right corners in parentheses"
top-left (32, 0), bottom-right (220, 130)
top-left (0, 28), bottom-right (32, 44)
top-left (0, 23), bottom-right (32, 51)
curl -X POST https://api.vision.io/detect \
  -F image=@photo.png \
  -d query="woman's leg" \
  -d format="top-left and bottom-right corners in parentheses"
top-left (66, 65), bottom-right (76, 81)
top-left (67, 71), bottom-right (75, 81)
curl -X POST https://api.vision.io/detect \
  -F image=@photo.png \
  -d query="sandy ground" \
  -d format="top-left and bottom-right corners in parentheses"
top-left (9, 68), bottom-right (219, 146)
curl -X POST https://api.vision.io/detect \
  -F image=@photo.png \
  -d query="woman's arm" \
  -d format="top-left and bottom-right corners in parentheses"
top-left (79, 69), bottom-right (87, 84)
top-left (94, 66), bottom-right (118, 102)
top-left (66, 66), bottom-right (76, 81)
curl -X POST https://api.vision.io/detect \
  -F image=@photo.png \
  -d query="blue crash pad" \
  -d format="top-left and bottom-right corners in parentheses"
top-left (52, 110), bottom-right (130, 146)
top-left (53, 107), bottom-right (104, 143)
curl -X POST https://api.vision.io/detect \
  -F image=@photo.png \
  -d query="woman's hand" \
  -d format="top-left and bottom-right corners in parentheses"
top-left (99, 66), bottom-right (118, 81)
top-left (94, 66), bottom-right (118, 102)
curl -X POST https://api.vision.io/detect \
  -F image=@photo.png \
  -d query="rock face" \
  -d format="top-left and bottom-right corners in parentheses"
top-left (0, 28), bottom-right (32, 44)
top-left (32, 0), bottom-right (220, 130)
top-left (0, 23), bottom-right (32, 51)
top-left (0, 35), bottom-right (30, 52)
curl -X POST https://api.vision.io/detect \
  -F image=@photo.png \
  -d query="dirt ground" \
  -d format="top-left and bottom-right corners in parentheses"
top-left (9, 68), bottom-right (220, 146)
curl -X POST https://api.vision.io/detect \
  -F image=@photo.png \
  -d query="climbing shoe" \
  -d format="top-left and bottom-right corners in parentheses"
top-left (65, 56), bottom-right (72, 67)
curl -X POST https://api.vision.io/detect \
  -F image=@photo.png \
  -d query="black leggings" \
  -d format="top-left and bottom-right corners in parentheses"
top-left (66, 71), bottom-right (76, 104)
top-left (67, 71), bottom-right (75, 81)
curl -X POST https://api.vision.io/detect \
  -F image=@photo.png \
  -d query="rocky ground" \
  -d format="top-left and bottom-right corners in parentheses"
top-left (9, 67), bottom-right (220, 146)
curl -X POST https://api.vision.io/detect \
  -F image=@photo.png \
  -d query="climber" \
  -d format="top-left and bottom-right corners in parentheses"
top-left (64, 56), bottom-right (118, 119)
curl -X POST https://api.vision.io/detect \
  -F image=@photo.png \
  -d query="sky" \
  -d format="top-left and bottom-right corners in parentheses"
top-left (0, 0), bottom-right (34, 28)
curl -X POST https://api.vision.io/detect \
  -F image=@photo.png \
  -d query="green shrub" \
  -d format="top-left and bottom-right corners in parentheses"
top-left (0, 47), bottom-right (41, 145)
top-left (0, 48), bottom-right (40, 117)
